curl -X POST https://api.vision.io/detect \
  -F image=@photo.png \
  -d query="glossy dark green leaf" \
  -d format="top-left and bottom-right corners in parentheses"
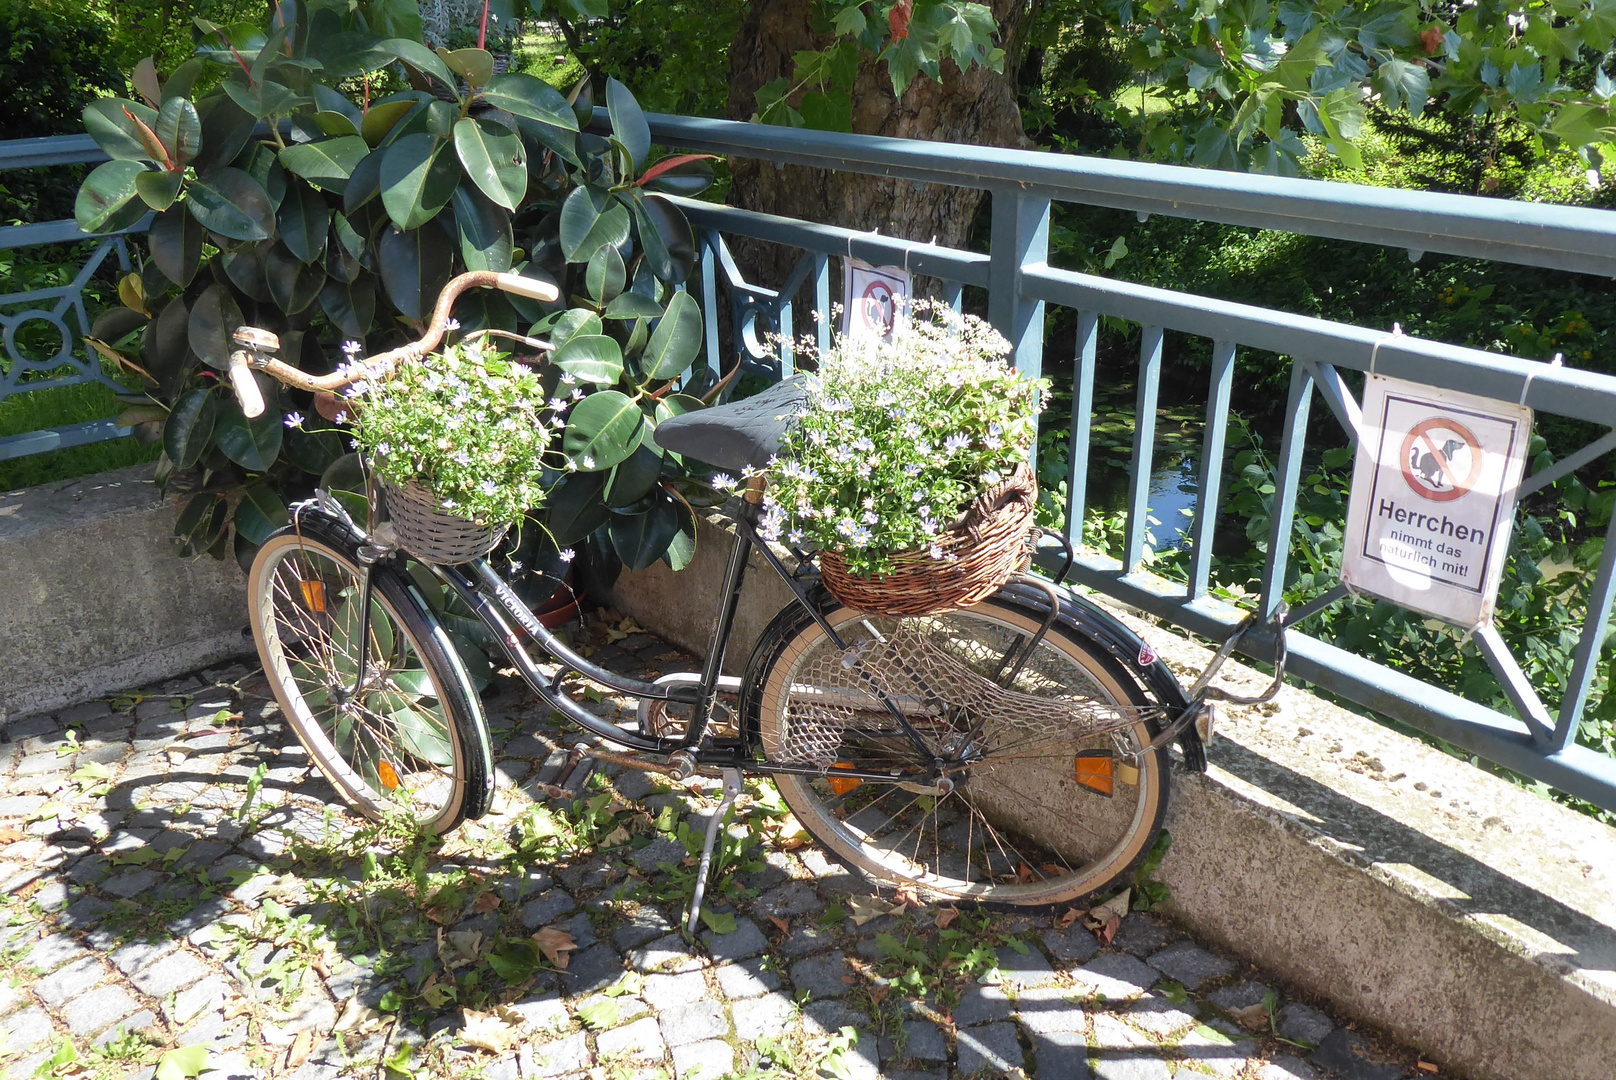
top-left (453, 117), bottom-right (526, 211)
top-left (642, 290), bottom-right (702, 379)
top-left (550, 308), bottom-right (603, 347)
top-left (603, 292), bottom-right (662, 320)
top-left (238, 143), bottom-right (288, 211)
top-left (641, 156), bottom-right (716, 197)
top-left (92, 306), bottom-right (148, 344)
top-left (234, 483), bottom-right (290, 545)
top-left (143, 299), bottom-right (193, 397)
top-left (543, 470), bottom-right (609, 546)
top-left (585, 244), bottom-right (626, 305)
top-left (378, 222), bottom-right (454, 320)
top-left (609, 493), bottom-right (679, 572)
top-left (480, 72), bottom-right (579, 131)
top-left (164, 389), bottom-right (218, 469)
top-left (604, 442), bottom-right (664, 508)
top-left (378, 37), bottom-right (458, 89)
top-left (313, 83), bottom-right (364, 126)
top-left (380, 133), bottom-right (459, 230)
top-left (632, 193), bottom-right (695, 283)
top-left (154, 97), bottom-right (202, 167)
top-left (222, 241), bottom-right (272, 302)
top-left (342, 148), bottom-right (385, 213)
top-left (277, 182), bottom-right (331, 264)
top-left (264, 241), bottom-right (326, 313)
top-left (134, 168), bottom-right (182, 211)
top-left (188, 168), bottom-right (275, 241)
top-left (558, 186), bottom-right (631, 261)
top-left (327, 218), bottom-right (363, 283)
top-left (360, 97), bottom-right (420, 146)
top-left (569, 76), bottom-right (595, 128)
top-left (75, 160), bottom-right (149, 234)
top-left (449, 185), bottom-right (513, 273)
top-left (320, 453), bottom-right (370, 521)
top-left (280, 136), bottom-right (370, 193)
top-left (283, 424), bottom-right (346, 476)
top-left (604, 78), bottom-right (651, 172)
top-left (191, 96), bottom-right (256, 175)
top-left (320, 274), bottom-right (377, 339)
top-left (214, 379), bottom-right (284, 471)
top-left (148, 205), bottom-right (203, 287)
top-left (174, 492), bottom-right (227, 555)
top-left (440, 47), bottom-right (495, 89)
top-left (554, 335), bottom-right (623, 386)
top-left (563, 389), bottom-right (644, 471)
top-left (83, 99), bottom-right (159, 162)
top-left (162, 59), bottom-right (205, 102)
top-left (187, 284), bottom-right (244, 368)
top-left (221, 75), bottom-right (303, 120)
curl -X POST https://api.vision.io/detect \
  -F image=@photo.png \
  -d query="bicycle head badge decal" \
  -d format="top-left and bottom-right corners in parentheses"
top-left (1137, 644), bottom-right (1157, 667)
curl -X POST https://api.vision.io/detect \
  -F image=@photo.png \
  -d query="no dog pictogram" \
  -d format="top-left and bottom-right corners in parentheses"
top-left (1400, 418), bottom-right (1482, 502)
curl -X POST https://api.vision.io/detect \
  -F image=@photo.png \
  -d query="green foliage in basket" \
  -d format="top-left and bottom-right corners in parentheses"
top-left (73, 3), bottom-right (713, 573)
top-left (348, 337), bottom-right (553, 527)
top-left (765, 302), bottom-right (1049, 578)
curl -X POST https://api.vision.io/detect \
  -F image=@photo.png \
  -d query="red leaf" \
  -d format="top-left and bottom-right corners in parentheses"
top-left (1420, 25), bottom-right (1443, 55)
top-left (637, 153), bottom-right (719, 188)
top-left (889, 0), bottom-right (914, 40)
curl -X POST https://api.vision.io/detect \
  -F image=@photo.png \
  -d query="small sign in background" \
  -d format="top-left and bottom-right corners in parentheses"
top-left (840, 258), bottom-right (910, 344)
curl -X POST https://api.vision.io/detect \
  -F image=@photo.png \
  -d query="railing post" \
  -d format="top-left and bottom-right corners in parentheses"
top-left (987, 190), bottom-right (1050, 380)
top-left (1259, 364), bottom-right (1315, 622)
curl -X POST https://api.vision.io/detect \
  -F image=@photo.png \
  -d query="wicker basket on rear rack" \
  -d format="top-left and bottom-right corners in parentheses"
top-left (817, 463), bottom-right (1037, 617)
top-left (379, 476), bottom-right (506, 565)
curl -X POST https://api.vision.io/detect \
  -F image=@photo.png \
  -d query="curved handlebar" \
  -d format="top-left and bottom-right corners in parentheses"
top-left (226, 271), bottom-right (560, 417)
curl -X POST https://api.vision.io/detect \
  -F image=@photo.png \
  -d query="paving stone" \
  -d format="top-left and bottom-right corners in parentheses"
top-left (27, 933), bottom-right (87, 972)
top-left (479, 1057), bottom-right (518, 1080)
top-left (1309, 1028), bottom-right (1408, 1080)
top-left (557, 943), bottom-right (625, 994)
top-left (102, 868), bottom-right (162, 898)
top-left (643, 970), bottom-right (708, 1010)
top-left (734, 991), bottom-right (796, 1041)
top-left (995, 942), bottom-right (1058, 985)
top-left (1090, 1014), bottom-right (1173, 1080)
top-left (715, 957), bottom-right (782, 999)
top-left (789, 950), bottom-right (851, 999)
top-left (57, 895), bottom-right (112, 931)
top-left (1210, 981), bottom-right (1273, 1012)
top-left (0, 1007), bottom-right (54, 1055)
top-left (506, 992), bottom-right (569, 1033)
top-left (612, 908), bottom-right (674, 951)
top-left (880, 1021), bottom-right (948, 1064)
top-left (799, 999), bottom-right (869, 1037)
top-left (36, 956), bottom-right (110, 1006)
top-left (0, 983), bottom-right (22, 1016)
top-left (63, 984), bottom-right (140, 1036)
top-left (1034, 1028), bottom-right (1093, 1079)
top-left (110, 939), bottom-right (178, 977)
top-left (1126, 992), bottom-right (1199, 1037)
top-left (671, 1038), bottom-right (733, 1080)
top-left (1179, 1019), bottom-right (1257, 1077)
top-left (95, 1009), bottom-right (157, 1046)
top-left (658, 999), bottom-right (728, 1047)
top-left (1075, 953), bottom-right (1159, 1001)
top-left (613, 770), bottom-right (659, 802)
top-left (1278, 1003), bottom-right (1335, 1047)
top-left (166, 974), bottom-right (233, 1026)
top-left (952, 982), bottom-right (1014, 1026)
top-left (703, 916), bottom-right (766, 962)
top-left (628, 934), bottom-right (699, 973)
top-left (521, 889), bottom-right (578, 930)
top-left (777, 923), bottom-right (838, 957)
top-left (1041, 924), bottom-right (1100, 964)
top-left (796, 849), bottom-right (859, 891)
top-left (629, 837), bottom-right (687, 873)
top-left (1146, 942), bottom-right (1233, 991)
top-left (884, 1072), bottom-right (948, 1080)
top-left (1113, 914), bottom-right (1173, 958)
top-left (576, 992), bottom-right (648, 1027)
top-left (752, 882), bottom-right (819, 919)
top-left (1259, 1056), bottom-right (1321, 1080)
top-left (30, 881), bottom-right (71, 911)
top-left (957, 1021), bottom-right (1023, 1076)
top-left (530, 1031), bottom-right (591, 1076)
top-left (1014, 986), bottom-right (1088, 1033)
top-left (597, 1015), bottom-right (665, 1060)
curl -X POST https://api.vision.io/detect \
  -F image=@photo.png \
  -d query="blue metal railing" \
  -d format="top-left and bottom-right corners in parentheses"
top-left (6, 118), bottom-right (1615, 812)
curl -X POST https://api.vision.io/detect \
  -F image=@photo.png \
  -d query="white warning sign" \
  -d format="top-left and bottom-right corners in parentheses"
top-left (841, 258), bottom-right (909, 344)
top-left (1342, 375), bottom-right (1532, 628)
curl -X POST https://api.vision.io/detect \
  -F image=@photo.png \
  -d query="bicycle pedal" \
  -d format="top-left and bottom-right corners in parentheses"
top-left (1196, 701), bottom-right (1220, 745)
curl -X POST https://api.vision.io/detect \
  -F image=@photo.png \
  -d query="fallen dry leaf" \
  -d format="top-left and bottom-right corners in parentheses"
top-left (0, 826), bottom-right (25, 844)
top-left (1416, 1063), bottom-right (1440, 1075)
top-left (460, 1007), bottom-right (523, 1054)
top-left (1058, 907), bottom-right (1081, 929)
top-left (847, 896), bottom-right (887, 926)
top-left (472, 891), bottom-right (502, 915)
top-left (285, 1029), bottom-right (315, 1070)
top-left (935, 906), bottom-right (959, 930)
top-left (425, 903), bottom-right (458, 926)
top-left (533, 925), bottom-right (577, 969)
top-left (1230, 1004), bottom-right (1269, 1031)
top-left (891, 885), bottom-right (919, 910)
top-left (439, 928), bottom-right (483, 971)
top-left (1086, 889), bottom-right (1129, 945)
top-left (767, 916), bottom-right (790, 935)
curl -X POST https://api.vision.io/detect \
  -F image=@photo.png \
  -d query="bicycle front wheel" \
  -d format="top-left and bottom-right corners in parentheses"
top-left (749, 594), bottom-right (1169, 906)
top-left (248, 512), bottom-right (492, 833)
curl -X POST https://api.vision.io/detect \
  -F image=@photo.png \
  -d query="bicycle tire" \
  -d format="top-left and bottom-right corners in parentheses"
top-left (744, 591), bottom-right (1170, 907)
top-left (248, 511), bottom-right (493, 833)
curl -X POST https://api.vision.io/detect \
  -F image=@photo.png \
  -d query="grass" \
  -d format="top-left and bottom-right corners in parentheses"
top-left (0, 380), bottom-right (159, 492)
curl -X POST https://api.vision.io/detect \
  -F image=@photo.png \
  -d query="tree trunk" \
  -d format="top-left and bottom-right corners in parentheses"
top-left (723, 0), bottom-right (1032, 282)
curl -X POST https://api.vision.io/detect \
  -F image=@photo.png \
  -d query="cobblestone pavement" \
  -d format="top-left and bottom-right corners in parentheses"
top-left (0, 623), bottom-right (1441, 1080)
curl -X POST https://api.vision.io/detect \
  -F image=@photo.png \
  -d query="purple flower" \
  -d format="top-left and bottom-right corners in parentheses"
top-left (559, 548), bottom-right (576, 562)
top-left (284, 412), bottom-right (304, 429)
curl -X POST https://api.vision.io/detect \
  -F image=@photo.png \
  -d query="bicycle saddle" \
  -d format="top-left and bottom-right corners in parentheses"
top-left (656, 376), bottom-right (806, 472)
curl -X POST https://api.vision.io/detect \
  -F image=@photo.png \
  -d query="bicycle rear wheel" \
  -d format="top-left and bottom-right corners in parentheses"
top-left (747, 594), bottom-right (1169, 906)
top-left (248, 511), bottom-right (493, 833)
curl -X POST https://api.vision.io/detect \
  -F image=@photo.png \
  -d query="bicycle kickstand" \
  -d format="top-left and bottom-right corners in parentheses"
top-left (685, 768), bottom-right (744, 937)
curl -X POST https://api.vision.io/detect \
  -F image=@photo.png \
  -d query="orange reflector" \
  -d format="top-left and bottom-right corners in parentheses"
top-left (1074, 751), bottom-right (1115, 798)
top-left (827, 763), bottom-right (861, 796)
top-left (378, 761), bottom-right (401, 790)
top-left (299, 580), bottom-right (327, 613)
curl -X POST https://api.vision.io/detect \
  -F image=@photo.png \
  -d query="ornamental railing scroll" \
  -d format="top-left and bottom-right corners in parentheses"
top-left (0, 135), bottom-right (147, 463)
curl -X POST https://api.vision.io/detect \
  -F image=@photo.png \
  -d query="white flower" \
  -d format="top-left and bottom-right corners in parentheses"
top-left (929, 544), bottom-right (945, 560)
top-left (342, 340), bottom-right (362, 356)
top-left (284, 412), bottom-right (304, 428)
top-left (581, 455), bottom-right (595, 469)
top-left (711, 473), bottom-right (737, 492)
top-left (559, 548), bottom-right (576, 562)
top-left (333, 411), bottom-right (348, 424)
top-left (445, 318), bottom-right (460, 332)
top-left (480, 480), bottom-right (498, 495)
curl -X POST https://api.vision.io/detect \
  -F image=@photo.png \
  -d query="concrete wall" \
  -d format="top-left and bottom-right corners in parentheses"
top-left (612, 511), bottom-right (1616, 1080)
top-left (0, 464), bottom-right (251, 722)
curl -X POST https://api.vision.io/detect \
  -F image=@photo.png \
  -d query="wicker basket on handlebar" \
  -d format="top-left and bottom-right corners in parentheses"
top-left (817, 463), bottom-right (1037, 617)
top-left (379, 477), bottom-right (506, 565)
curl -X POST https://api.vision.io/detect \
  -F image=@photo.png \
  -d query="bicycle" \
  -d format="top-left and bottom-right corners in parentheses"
top-left (228, 271), bottom-right (1281, 930)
